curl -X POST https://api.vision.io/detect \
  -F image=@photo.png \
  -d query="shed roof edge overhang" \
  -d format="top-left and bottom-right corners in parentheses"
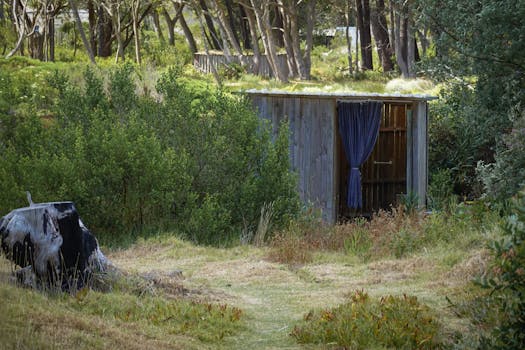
top-left (240, 89), bottom-right (438, 102)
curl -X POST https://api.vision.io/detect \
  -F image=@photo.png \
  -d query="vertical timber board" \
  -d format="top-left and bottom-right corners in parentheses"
top-left (409, 101), bottom-right (428, 208)
top-left (416, 101), bottom-right (428, 207)
top-left (302, 98), bottom-right (314, 206)
top-left (295, 97), bottom-right (334, 222)
top-left (323, 99), bottom-right (337, 224)
top-left (271, 97), bottom-right (284, 136)
top-left (333, 99), bottom-right (340, 224)
top-left (406, 108), bottom-right (414, 198)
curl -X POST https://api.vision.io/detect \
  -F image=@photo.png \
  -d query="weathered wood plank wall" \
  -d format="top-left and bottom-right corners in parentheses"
top-left (194, 53), bottom-right (289, 78)
top-left (410, 102), bottom-right (428, 207)
top-left (250, 95), bottom-right (337, 222)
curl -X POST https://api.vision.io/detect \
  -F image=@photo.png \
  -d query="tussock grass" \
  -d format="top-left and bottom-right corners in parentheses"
top-left (0, 257), bottom-right (244, 350)
top-left (385, 78), bottom-right (436, 94)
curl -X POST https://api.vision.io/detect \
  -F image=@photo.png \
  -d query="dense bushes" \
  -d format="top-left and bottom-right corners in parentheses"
top-left (477, 111), bottom-right (525, 203)
top-left (291, 290), bottom-right (443, 349)
top-left (477, 190), bottom-right (525, 349)
top-left (0, 63), bottom-right (299, 245)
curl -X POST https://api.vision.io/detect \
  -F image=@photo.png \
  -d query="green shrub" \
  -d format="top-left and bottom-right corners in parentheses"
top-left (291, 290), bottom-right (443, 349)
top-left (477, 190), bottom-right (525, 349)
top-left (0, 63), bottom-right (299, 246)
top-left (477, 110), bottom-right (525, 203)
top-left (428, 168), bottom-right (457, 211)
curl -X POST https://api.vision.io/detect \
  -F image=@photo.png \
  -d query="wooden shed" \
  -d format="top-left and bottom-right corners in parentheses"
top-left (244, 90), bottom-right (436, 224)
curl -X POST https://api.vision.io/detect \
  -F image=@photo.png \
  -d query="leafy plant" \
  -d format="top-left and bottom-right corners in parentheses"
top-left (291, 290), bottom-right (443, 349)
top-left (477, 110), bottom-right (525, 204)
top-left (0, 63), bottom-right (299, 246)
top-left (477, 189), bottom-right (525, 349)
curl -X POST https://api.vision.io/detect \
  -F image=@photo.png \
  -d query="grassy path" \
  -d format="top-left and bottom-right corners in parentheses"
top-left (108, 237), bottom-right (477, 349)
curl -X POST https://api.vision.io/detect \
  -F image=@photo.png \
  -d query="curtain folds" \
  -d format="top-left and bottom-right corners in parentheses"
top-left (337, 101), bottom-right (382, 208)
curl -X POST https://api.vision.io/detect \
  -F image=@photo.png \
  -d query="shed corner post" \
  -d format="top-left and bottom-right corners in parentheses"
top-left (413, 100), bottom-right (428, 209)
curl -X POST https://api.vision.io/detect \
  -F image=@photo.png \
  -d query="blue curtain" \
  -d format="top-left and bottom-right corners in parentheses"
top-left (338, 101), bottom-right (382, 208)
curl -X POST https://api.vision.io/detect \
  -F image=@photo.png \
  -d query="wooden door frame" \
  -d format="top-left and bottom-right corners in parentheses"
top-left (334, 100), bottom-right (411, 220)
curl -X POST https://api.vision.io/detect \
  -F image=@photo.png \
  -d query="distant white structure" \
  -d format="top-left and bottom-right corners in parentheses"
top-left (314, 26), bottom-right (359, 46)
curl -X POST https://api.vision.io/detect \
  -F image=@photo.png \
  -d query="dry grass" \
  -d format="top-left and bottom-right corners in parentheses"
top-left (267, 206), bottom-right (425, 265)
top-left (0, 206), bottom-right (499, 349)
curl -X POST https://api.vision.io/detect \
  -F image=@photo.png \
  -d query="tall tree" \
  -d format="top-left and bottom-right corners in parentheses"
top-left (370, 0), bottom-right (393, 72)
top-left (250, 0), bottom-right (288, 82)
top-left (239, 0), bottom-right (262, 73)
top-left (131, 0), bottom-right (141, 64)
top-left (277, 0), bottom-right (316, 80)
top-left (355, 0), bottom-right (372, 70)
top-left (96, 4), bottom-right (112, 57)
top-left (150, 6), bottom-right (164, 42)
top-left (198, 0), bottom-right (221, 50)
top-left (69, 0), bottom-right (96, 63)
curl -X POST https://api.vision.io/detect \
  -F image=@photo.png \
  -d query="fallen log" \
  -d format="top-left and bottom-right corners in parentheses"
top-left (0, 195), bottom-right (108, 290)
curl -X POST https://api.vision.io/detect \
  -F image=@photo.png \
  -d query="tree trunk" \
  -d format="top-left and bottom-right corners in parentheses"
top-left (69, 0), bottom-right (95, 64)
top-left (132, 0), bottom-right (141, 64)
top-left (388, 1), bottom-right (395, 54)
top-left (6, 0), bottom-right (26, 58)
top-left (88, 0), bottom-right (97, 55)
top-left (162, 7), bottom-right (175, 45)
top-left (303, 0), bottom-right (315, 79)
top-left (345, 0), bottom-right (353, 74)
top-left (394, 3), bottom-right (409, 77)
top-left (179, 11), bottom-right (197, 54)
top-left (250, 0), bottom-right (287, 82)
top-left (225, 0), bottom-right (240, 48)
top-left (242, 3), bottom-right (261, 74)
top-left (238, 4), bottom-right (250, 50)
top-left (406, 7), bottom-right (416, 78)
top-left (272, 3), bottom-right (284, 48)
top-left (111, 3), bottom-right (125, 63)
top-left (196, 7), bottom-right (221, 85)
top-left (151, 8), bottom-right (164, 42)
top-left (370, 0), bottom-right (393, 72)
top-left (48, 16), bottom-right (55, 61)
top-left (199, 0), bottom-right (221, 50)
top-left (211, 0), bottom-right (244, 63)
top-left (356, 0), bottom-right (373, 70)
top-left (417, 28), bottom-right (428, 56)
top-left (278, 1), bottom-right (298, 78)
top-left (97, 5), bottom-right (112, 57)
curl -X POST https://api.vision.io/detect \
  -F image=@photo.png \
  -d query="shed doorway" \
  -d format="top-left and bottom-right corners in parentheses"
top-left (337, 102), bottom-right (410, 218)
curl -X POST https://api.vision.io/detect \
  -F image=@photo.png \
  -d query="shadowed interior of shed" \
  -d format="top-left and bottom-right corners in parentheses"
top-left (337, 102), bottom-right (410, 218)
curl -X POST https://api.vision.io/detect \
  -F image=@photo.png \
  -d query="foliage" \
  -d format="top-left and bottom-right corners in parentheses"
top-left (291, 290), bottom-right (443, 349)
top-left (141, 32), bottom-right (192, 68)
top-left (421, 0), bottom-right (525, 201)
top-left (428, 168), bottom-right (456, 211)
top-left (477, 190), bottom-right (525, 349)
top-left (0, 63), bottom-right (299, 245)
top-left (477, 110), bottom-right (525, 202)
top-left (427, 85), bottom-right (487, 199)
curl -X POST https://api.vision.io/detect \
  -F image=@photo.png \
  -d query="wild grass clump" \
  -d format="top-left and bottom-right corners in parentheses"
top-left (291, 290), bottom-right (443, 349)
top-left (266, 211), bottom-right (332, 265)
top-left (71, 290), bottom-right (244, 342)
top-left (268, 201), bottom-right (499, 263)
top-left (0, 266), bottom-right (244, 348)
